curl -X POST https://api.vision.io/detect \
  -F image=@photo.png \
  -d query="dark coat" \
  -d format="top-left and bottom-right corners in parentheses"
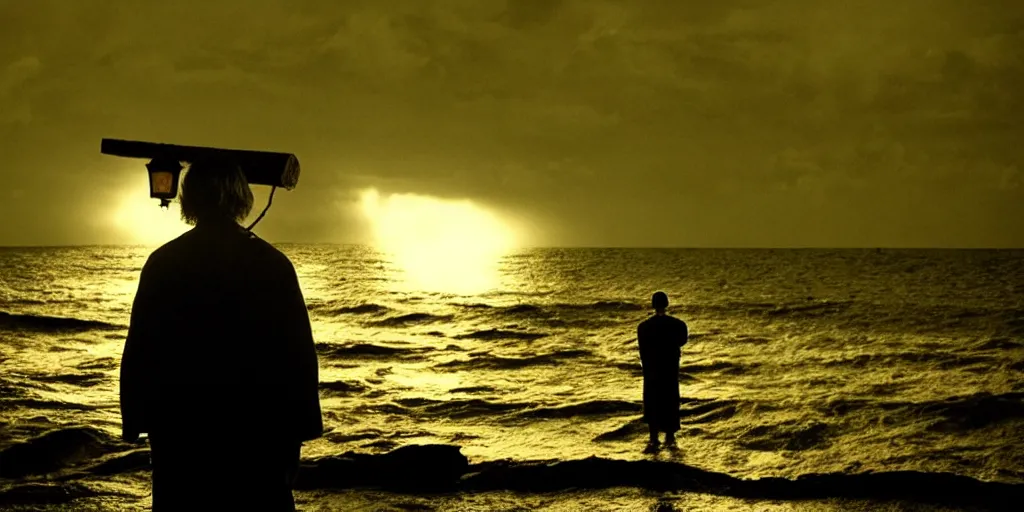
top-left (637, 313), bottom-right (688, 433)
top-left (119, 221), bottom-right (322, 509)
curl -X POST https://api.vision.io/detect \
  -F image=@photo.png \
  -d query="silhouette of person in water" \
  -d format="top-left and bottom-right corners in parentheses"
top-left (120, 160), bottom-right (323, 511)
top-left (637, 291), bottom-right (688, 451)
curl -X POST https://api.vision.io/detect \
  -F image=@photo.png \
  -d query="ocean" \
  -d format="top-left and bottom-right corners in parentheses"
top-left (1, 246), bottom-right (1022, 511)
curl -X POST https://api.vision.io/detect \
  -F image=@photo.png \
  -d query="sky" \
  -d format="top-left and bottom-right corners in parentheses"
top-left (1, 0), bottom-right (1022, 247)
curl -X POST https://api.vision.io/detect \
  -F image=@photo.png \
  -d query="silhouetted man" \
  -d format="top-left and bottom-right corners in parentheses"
top-left (637, 291), bottom-right (688, 451)
top-left (120, 160), bottom-right (323, 511)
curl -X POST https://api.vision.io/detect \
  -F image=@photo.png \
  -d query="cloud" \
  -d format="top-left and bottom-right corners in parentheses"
top-left (0, 56), bottom-right (41, 125)
top-left (0, 56), bottom-right (40, 93)
top-left (1, 0), bottom-right (1022, 246)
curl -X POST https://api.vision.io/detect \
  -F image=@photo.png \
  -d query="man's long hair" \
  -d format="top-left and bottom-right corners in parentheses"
top-left (179, 160), bottom-right (254, 225)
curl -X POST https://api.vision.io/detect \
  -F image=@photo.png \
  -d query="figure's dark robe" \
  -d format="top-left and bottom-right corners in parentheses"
top-left (120, 221), bottom-right (323, 511)
top-left (637, 314), bottom-right (688, 433)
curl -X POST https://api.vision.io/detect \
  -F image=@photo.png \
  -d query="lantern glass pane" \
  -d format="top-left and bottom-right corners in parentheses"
top-left (151, 171), bottom-right (174, 195)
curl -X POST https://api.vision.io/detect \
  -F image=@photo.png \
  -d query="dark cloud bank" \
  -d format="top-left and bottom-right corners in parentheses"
top-left (1, 0), bottom-right (1022, 247)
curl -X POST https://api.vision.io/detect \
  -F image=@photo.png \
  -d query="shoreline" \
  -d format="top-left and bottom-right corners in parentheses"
top-left (2, 442), bottom-right (1021, 510)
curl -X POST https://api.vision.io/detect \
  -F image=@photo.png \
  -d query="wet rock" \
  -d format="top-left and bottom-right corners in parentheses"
top-left (294, 444), bottom-right (469, 491)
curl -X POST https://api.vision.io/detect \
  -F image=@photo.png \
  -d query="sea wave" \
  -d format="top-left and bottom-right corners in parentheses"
top-left (822, 392), bottom-right (1024, 432)
top-left (973, 337), bottom-right (1024, 351)
top-left (434, 349), bottom-right (591, 370)
top-left (319, 380), bottom-right (371, 396)
top-left (315, 342), bottom-right (434, 359)
top-left (365, 313), bottom-right (454, 327)
top-left (0, 312), bottom-right (122, 333)
top-left (0, 426), bottom-right (131, 479)
top-left (818, 351), bottom-right (994, 370)
top-left (447, 385), bottom-right (498, 394)
top-left (454, 301), bottom-right (644, 318)
top-left (347, 398), bottom-right (651, 422)
top-left (592, 399), bottom-right (740, 442)
top-left (25, 372), bottom-right (108, 388)
top-left (74, 358), bottom-right (119, 371)
top-left (309, 298), bottom-right (1024, 340)
top-left (453, 329), bottom-right (549, 341)
top-left (512, 400), bottom-right (641, 420)
top-left (680, 360), bottom-right (756, 375)
top-left (0, 399), bottom-right (99, 412)
top-left (916, 391), bottom-right (1024, 431)
top-left (0, 482), bottom-right (100, 507)
top-left (398, 398), bottom-right (535, 419)
top-left (737, 421), bottom-right (832, 451)
top-left (308, 302), bottom-right (390, 316)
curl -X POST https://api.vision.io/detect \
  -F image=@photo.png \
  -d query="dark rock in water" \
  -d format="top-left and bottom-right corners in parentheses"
top-left (0, 426), bottom-right (127, 478)
top-left (294, 444), bottom-right (469, 492)
top-left (459, 458), bottom-right (1024, 509)
top-left (461, 457), bottom-right (711, 492)
top-left (0, 482), bottom-right (99, 506)
top-left (291, 446), bottom-right (1024, 509)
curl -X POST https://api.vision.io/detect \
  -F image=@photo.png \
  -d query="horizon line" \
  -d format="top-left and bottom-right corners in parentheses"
top-left (1, 243), bottom-right (1022, 250)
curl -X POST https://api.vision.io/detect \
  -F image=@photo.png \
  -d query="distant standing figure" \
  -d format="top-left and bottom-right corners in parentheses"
top-left (119, 160), bottom-right (323, 511)
top-left (637, 291), bottom-right (688, 450)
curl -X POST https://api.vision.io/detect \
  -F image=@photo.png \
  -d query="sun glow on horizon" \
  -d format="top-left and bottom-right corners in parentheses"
top-left (110, 184), bottom-right (191, 246)
top-left (357, 188), bottom-right (519, 295)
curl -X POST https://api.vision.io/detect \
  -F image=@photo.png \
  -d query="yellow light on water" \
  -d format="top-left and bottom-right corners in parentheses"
top-left (358, 188), bottom-right (518, 295)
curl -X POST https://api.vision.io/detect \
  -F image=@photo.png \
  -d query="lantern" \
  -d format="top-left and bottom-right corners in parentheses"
top-left (145, 158), bottom-right (183, 209)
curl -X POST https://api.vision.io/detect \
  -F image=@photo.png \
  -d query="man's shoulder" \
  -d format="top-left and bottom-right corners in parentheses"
top-left (667, 315), bottom-right (688, 331)
top-left (145, 233), bottom-right (190, 268)
top-left (147, 229), bottom-right (294, 272)
top-left (668, 315), bottom-right (687, 326)
top-left (247, 234), bottom-right (286, 256)
top-left (236, 235), bottom-right (295, 275)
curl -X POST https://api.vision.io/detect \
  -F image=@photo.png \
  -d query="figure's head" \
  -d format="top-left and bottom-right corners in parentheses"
top-left (179, 159), bottom-right (254, 226)
top-left (652, 291), bottom-right (669, 312)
